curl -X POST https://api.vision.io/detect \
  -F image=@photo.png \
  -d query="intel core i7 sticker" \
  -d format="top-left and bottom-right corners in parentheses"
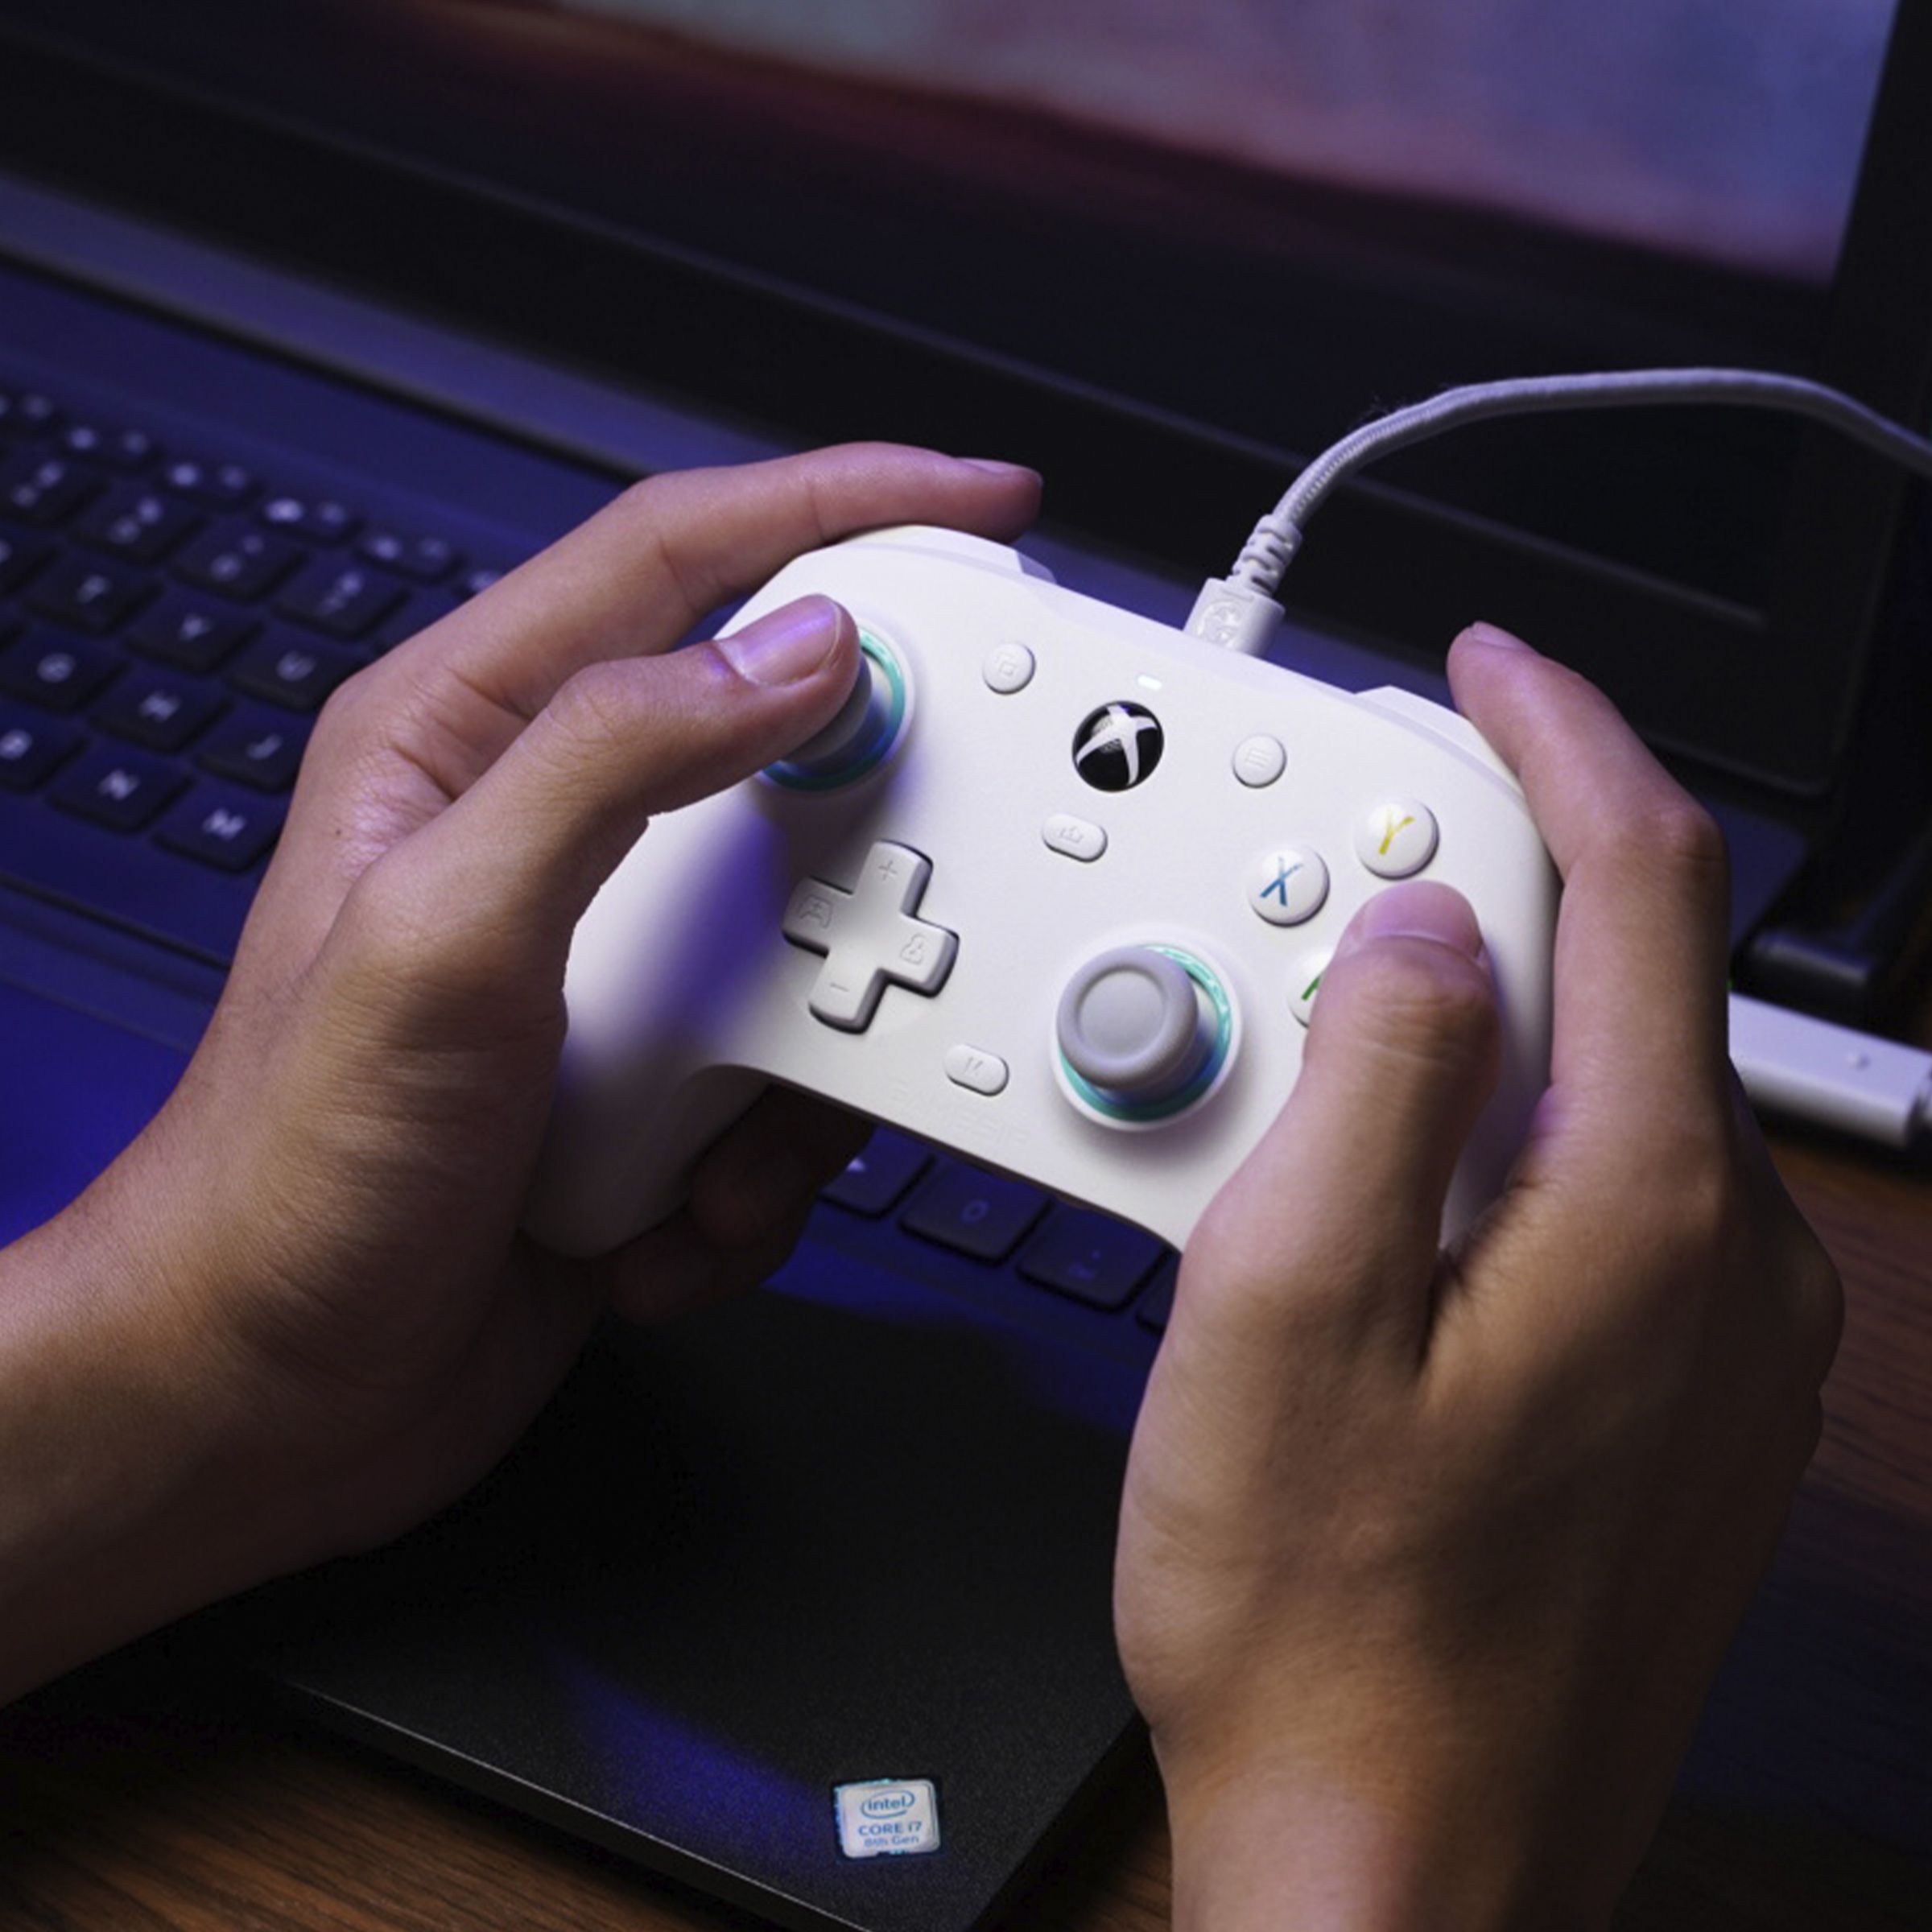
top-left (833, 1778), bottom-right (941, 1858)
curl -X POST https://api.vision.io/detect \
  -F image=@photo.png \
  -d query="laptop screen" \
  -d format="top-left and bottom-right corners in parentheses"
top-left (0, 0), bottom-right (1917, 795)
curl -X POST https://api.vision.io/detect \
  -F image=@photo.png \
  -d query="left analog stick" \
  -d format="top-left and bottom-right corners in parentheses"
top-left (766, 629), bottom-right (908, 790)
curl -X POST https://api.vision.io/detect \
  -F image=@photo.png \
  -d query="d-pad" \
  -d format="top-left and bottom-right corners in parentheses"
top-left (781, 840), bottom-right (958, 1031)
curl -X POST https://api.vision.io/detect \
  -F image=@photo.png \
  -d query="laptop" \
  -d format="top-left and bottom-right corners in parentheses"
top-left (2, 4), bottom-right (1927, 1929)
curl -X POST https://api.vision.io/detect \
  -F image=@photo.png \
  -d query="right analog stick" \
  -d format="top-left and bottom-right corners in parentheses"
top-left (1056, 945), bottom-right (1230, 1121)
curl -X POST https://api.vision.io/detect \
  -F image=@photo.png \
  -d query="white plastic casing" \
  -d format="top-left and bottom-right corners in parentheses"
top-left (524, 526), bottom-right (1558, 1257)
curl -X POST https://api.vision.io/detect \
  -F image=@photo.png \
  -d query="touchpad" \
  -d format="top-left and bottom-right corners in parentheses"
top-left (0, 979), bottom-right (191, 1245)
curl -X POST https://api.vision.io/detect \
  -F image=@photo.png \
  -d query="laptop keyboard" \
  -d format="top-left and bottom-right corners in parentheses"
top-left (0, 380), bottom-right (502, 963)
top-left (0, 371), bottom-right (1173, 1359)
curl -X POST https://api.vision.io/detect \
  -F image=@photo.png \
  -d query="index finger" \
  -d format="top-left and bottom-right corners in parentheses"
top-left (402, 442), bottom-right (1042, 723)
top-left (1447, 624), bottom-right (1733, 1150)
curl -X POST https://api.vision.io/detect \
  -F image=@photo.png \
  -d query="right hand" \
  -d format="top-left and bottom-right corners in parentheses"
top-left (1115, 625), bottom-right (1843, 1930)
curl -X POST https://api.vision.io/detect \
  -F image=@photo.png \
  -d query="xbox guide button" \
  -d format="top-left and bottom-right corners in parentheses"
top-left (1072, 701), bottom-right (1164, 791)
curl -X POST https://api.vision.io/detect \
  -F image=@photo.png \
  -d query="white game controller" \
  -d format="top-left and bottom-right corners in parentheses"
top-left (522, 525), bottom-right (1557, 1257)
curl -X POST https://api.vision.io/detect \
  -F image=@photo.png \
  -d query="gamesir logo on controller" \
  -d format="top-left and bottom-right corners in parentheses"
top-left (1074, 702), bottom-right (1164, 791)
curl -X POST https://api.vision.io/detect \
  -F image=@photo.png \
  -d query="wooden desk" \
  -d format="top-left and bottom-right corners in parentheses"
top-left (2, 1126), bottom-right (1926, 1931)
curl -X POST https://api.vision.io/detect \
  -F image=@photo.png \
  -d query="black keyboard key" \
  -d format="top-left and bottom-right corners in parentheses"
top-left (0, 529), bottom-right (53, 594)
top-left (174, 520), bottom-right (304, 601)
top-left (155, 784), bottom-right (285, 872)
top-left (0, 389), bottom-right (60, 439)
top-left (0, 453), bottom-right (101, 527)
top-left (258, 493), bottom-right (360, 544)
top-left (0, 628), bottom-right (122, 712)
top-left (127, 592), bottom-right (257, 673)
top-left (47, 744), bottom-right (184, 832)
top-left (160, 456), bottom-right (257, 508)
top-left (24, 552), bottom-right (155, 634)
top-left (823, 1127), bottom-right (933, 1216)
top-left (275, 559), bottom-right (405, 639)
top-left (196, 707), bottom-right (310, 791)
top-left (75, 485), bottom-right (204, 564)
top-left (93, 671), bottom-right (227, 753)
top-left (1018, 1210), bottom-right (1167, 1311)
top-left (901, 1162), bottom-right (1050, 1264)
top-left (358, 529), bottom-right (460, 582)
top-left (0, 705), bottom-right (82, 791)
top-left (0, 791), bottom-right (257, 963)
top-left (455, 565), bottom-right (506, 601)
top-left (1136, 1261), bottom-right (1178, 1333)
top-left (226, 629), bottom-right (359, 712)
top-left (59, 423), bottom-right (158, 472)
top-left (368, 591), bottom-right (453, 653)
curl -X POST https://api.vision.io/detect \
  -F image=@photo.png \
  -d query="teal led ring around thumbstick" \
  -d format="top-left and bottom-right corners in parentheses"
top-left (765, 628), bottom-right (909, 791)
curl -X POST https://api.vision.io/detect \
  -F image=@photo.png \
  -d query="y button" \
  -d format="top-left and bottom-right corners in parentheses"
top-left (1355, 799), bottom-right (1439, 878)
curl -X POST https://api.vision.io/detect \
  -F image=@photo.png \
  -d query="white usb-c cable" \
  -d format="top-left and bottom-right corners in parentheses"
top-left (1186, 366), bottom-right (1932, 658)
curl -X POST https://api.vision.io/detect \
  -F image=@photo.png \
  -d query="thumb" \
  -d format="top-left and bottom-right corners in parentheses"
top-left (357, 594), bottom-right (859, 971)
top-left (1192, 882), bottom-right (1501, 1351)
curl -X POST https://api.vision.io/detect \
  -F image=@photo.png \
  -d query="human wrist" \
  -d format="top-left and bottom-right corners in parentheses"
top-left (1155, 1727), bottom-right (1584, 1932)
top-left (0, 1181), bottom-right (292, 1703)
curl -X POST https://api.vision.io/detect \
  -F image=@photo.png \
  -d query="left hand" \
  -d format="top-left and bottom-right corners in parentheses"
top-left (2, 446), bottom-right (1040, 1699)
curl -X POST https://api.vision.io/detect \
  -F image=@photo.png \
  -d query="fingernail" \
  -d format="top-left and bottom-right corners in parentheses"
top-left (1340, 881), bottom-right (1485, 960)
top-left (1459, 620), bottom-right (1530, 651)
top-left (957, 457), bottom-right (1042, 482)
top-left (717, 595), bottom-right (847, 687)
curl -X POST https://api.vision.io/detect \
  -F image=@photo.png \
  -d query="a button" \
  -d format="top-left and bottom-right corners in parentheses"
top-left (1356, 799), bottom-right (1439, 877)
top-left (1042, 812), bottom-right (1107, 861)
top-left (1232, 733), bottom-right (1286, 787)
top-left (1290, 947), bottom-right (1334, 1026)
top-left (781, 840), bottom-right (958, 1031)
top-left (982, 641), bottom-right (1035, 693)
top-left (766, 630), bottom-right (908, 790)
top-left (1057, 944), bottom-right (1231, 1121)
top-left (1246, 846), bottom-right (1328, 926)
top-left (943, 1044), bottom-right (1009, 1095)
